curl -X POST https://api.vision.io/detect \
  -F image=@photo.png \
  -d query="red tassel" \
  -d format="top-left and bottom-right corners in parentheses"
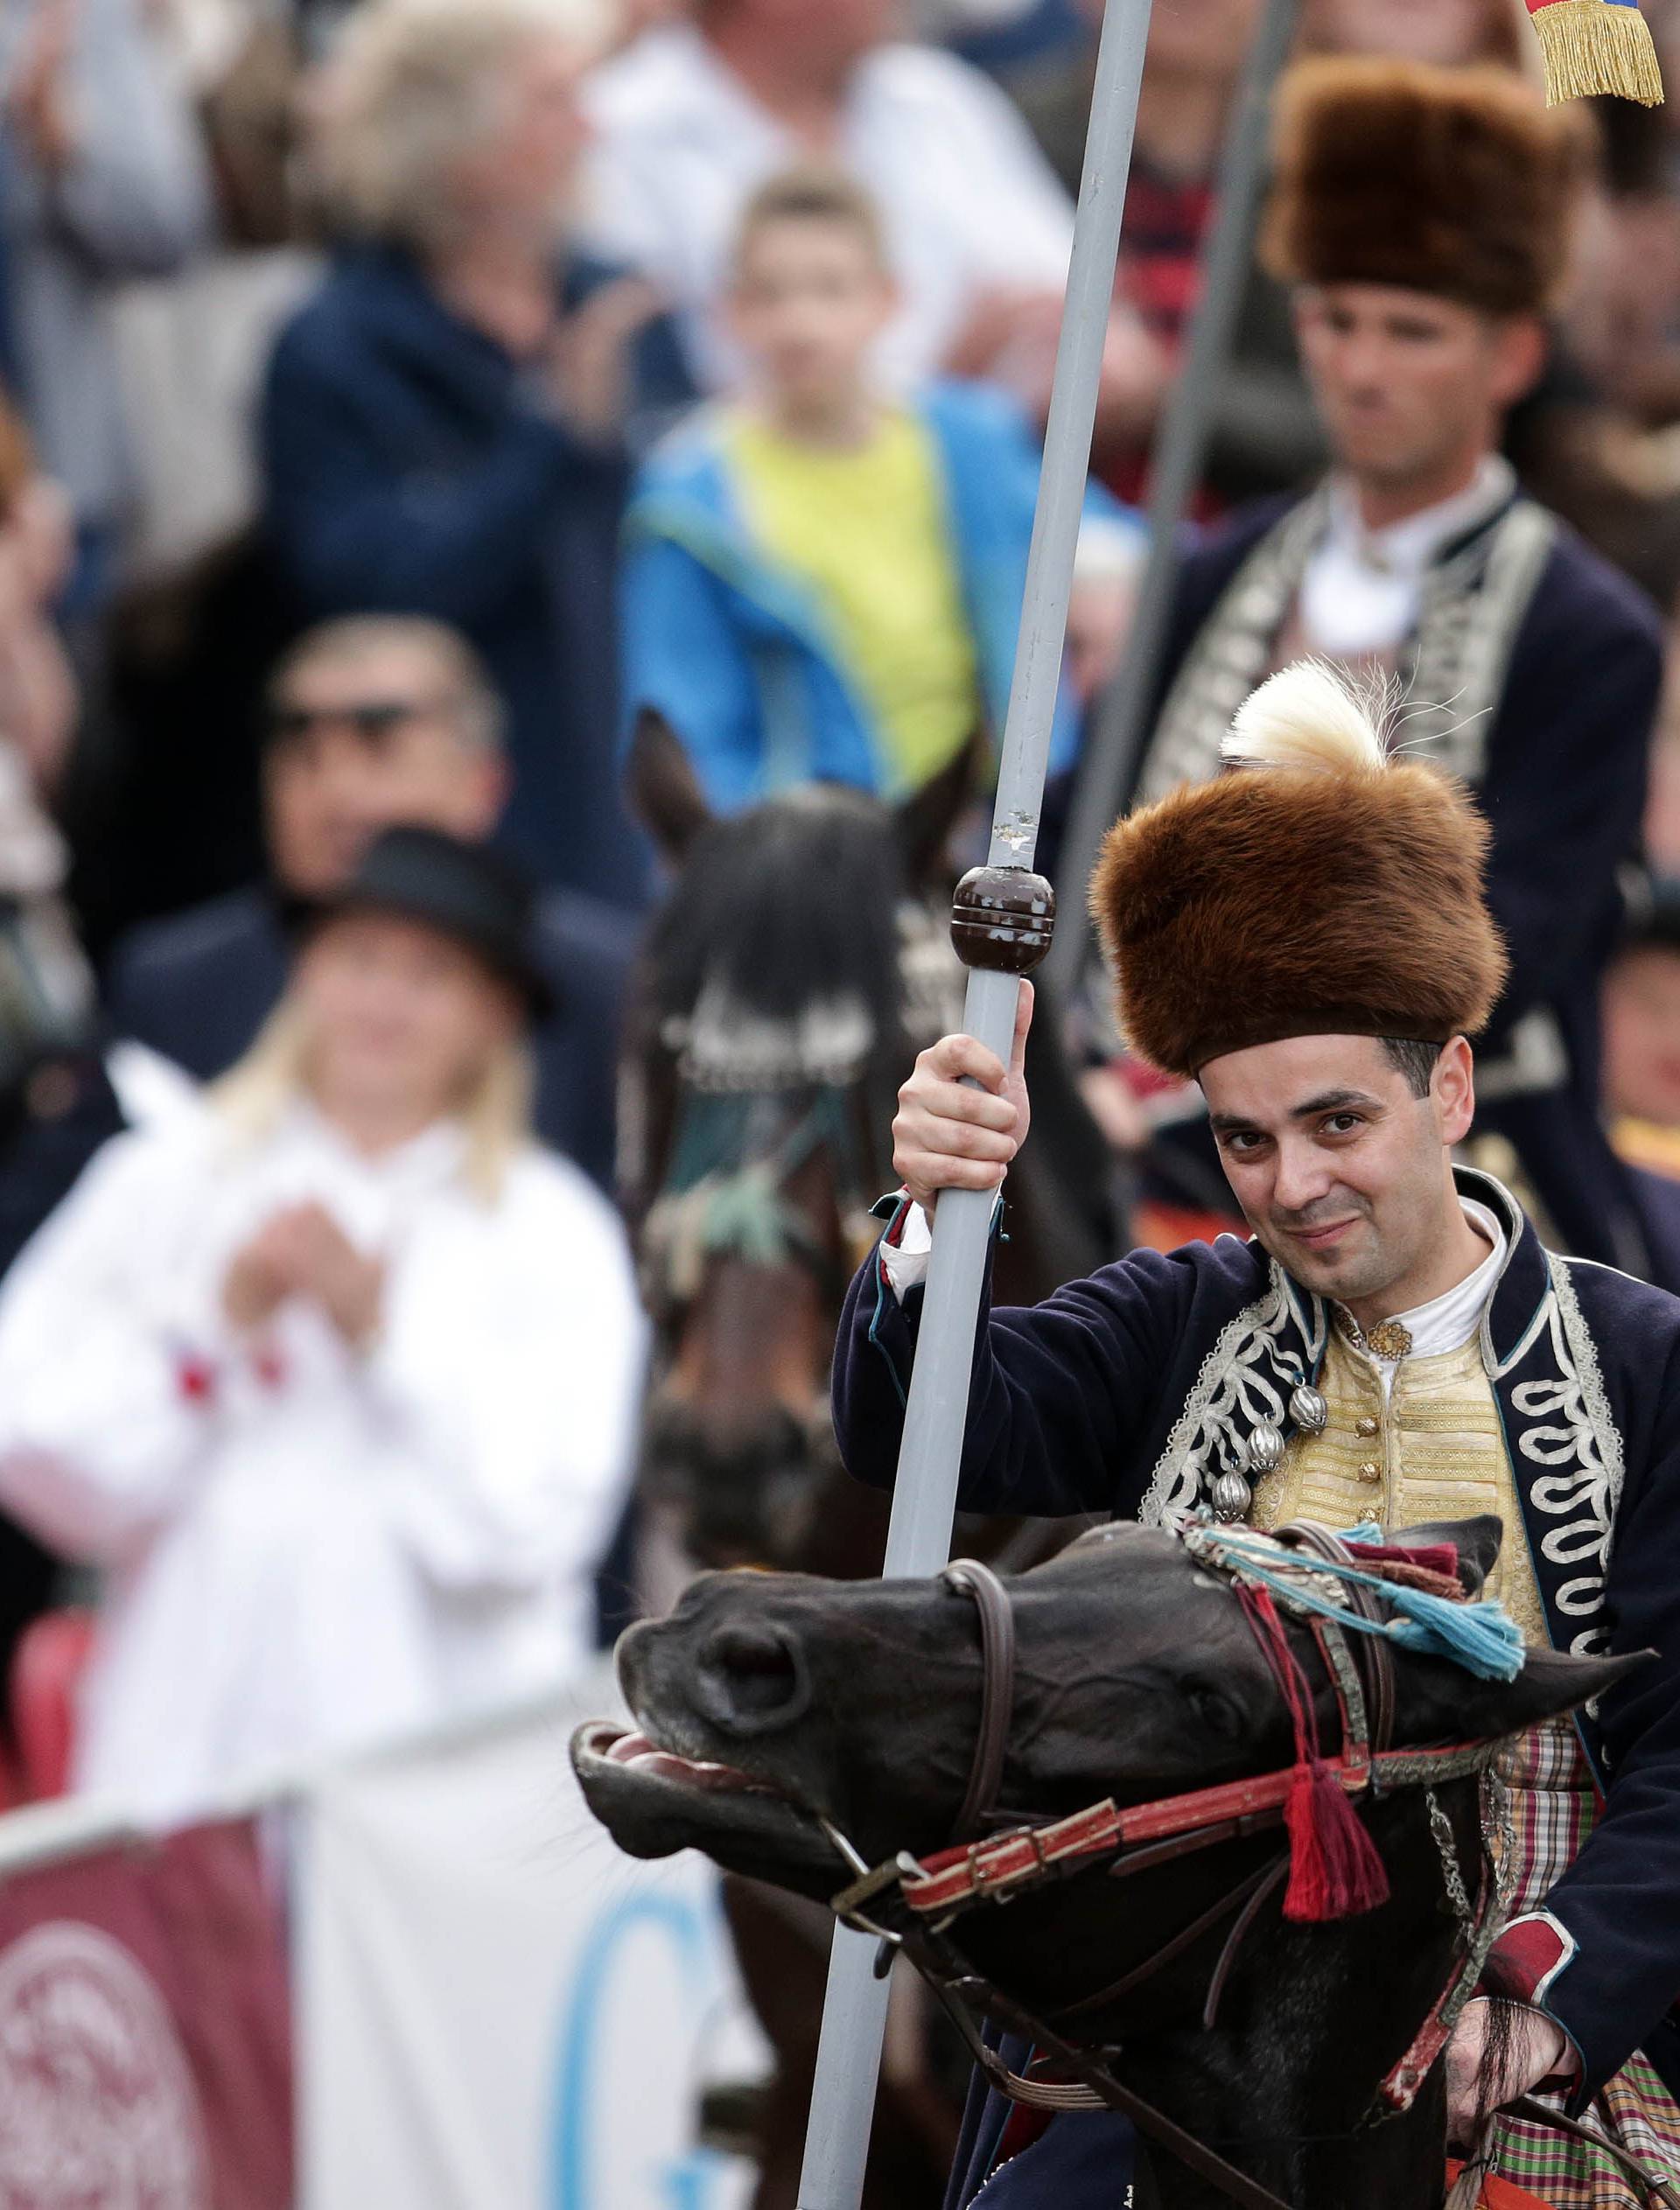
top-left (1283, 1759), bottom-right (1390, 1923)
top-left (1237, 1582), bottom-right (1392, 1922)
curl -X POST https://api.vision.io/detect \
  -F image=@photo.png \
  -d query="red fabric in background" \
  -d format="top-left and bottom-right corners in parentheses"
top-left (0, 1817), bottom-right (291, 2208)
top-left (1102, 166), bottom-right (1227, 516)
top-left (1118, 169), bottom-right (1214, 345)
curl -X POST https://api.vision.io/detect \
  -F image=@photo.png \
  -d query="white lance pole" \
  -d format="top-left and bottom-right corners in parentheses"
top-left (794, 2), bottom-right (1159, 2202)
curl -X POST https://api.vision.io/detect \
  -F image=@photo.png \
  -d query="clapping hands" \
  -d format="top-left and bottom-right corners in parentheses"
top-left (221, 1202), bottom-right (384, 1349)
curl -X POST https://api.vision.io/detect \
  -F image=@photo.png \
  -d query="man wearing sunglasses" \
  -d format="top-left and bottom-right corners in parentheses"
top-left (107, 614), bottom-right (634, 1193)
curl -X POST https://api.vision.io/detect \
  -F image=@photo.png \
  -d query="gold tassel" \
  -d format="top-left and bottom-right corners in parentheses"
top-left (1530, 0), bottom-right (1665, 106)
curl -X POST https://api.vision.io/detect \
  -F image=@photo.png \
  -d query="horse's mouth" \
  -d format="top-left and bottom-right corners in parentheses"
top-left (570, 1721), bottom-right (841, 1896)
top-left (597, 1724), bottom-right (785, 1795)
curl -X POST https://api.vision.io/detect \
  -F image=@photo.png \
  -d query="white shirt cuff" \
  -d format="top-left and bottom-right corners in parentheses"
top-left (878, 1200), bottom-right (933, 1298)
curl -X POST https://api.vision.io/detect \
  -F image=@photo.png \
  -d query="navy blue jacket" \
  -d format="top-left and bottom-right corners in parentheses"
top-left (834, 1173), bottom-right (1680, 2152)
top-left (1138, 501), bottom-right (1666, 1281)
top-left (259, 248), bottom-right (696, 908)
top-left (104, 883), bottom-right (636, 1194)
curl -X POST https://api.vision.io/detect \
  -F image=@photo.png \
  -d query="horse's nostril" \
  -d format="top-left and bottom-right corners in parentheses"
top-left (695, 1622), bottom-right (811, 1734)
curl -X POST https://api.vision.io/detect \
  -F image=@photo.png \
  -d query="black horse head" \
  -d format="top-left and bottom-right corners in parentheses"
top-left (576, 1519), bottom-right (1648, 2208)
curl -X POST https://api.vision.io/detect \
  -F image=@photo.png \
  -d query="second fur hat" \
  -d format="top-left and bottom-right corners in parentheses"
top-left (1261, 58), bottom-right (1584, 318)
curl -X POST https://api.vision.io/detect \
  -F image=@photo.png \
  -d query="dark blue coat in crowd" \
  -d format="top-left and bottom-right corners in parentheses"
top-left (105, 882), bottom-right (636, 1194)
top-left (833, 1171), bottom-right (1680, 2203)
top-left (259, 248), bottom-right (696, 909)
top-left (1138, 501), bottom-right (1667, 1283)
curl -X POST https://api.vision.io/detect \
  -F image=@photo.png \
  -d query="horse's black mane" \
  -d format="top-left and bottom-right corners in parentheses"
top-left (647, 787), bottom-right (908, 1045)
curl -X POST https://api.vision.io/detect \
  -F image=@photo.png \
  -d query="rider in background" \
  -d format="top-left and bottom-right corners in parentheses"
top-left (1110, 57), bottom-right (1664, 1283)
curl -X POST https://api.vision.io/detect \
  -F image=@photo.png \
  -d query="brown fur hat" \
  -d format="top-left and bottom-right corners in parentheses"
top-left (1261, 58), bottom-right (1584, 317)
top-left (1089, 664), bottom-right (1508, 1078)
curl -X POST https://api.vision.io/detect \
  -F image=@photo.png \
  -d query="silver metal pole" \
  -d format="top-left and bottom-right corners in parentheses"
top-left (1044, 0), bottom-right (1302, 1001)
top-left (794, 1), bottom-right (1158, 2201)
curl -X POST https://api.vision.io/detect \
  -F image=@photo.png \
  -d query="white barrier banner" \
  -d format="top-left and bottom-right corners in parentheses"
top-left (296, 1682), bottom-right (763, 2210)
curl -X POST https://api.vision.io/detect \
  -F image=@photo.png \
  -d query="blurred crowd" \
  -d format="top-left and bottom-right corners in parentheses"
top-left (0, 0), bottom-right (1678, 1821)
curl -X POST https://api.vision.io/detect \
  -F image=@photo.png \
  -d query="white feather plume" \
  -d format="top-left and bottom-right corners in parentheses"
top-left (1220, 660), bottom-right (1389, 777)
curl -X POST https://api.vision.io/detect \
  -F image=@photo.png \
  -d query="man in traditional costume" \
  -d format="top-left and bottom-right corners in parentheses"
top-left (833, 662), bottom-right (1680, 2206)
top-left (1120, 57), bottom-right (1666, 1279)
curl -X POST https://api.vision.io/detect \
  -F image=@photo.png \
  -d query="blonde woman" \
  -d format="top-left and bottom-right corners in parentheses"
top-left (0, 828), bottom-right (646, 1820)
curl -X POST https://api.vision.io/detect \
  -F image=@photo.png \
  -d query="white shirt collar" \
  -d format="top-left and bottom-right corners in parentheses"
top-left (1324, 456), bottom-right (1516, 588)
top-left (655, 23), bottom-right (787, 138)
top-left (1300, 457), bottom-right (1516, 663)
top-left (1339, 1198), bottom-right (1507, 1366)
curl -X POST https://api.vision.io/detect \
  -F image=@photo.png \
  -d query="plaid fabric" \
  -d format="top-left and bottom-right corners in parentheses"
top-left (1448, 2164), bottom-right (1554, 2208)
top-left (1481, 1723), bottom-right (1680, 2205)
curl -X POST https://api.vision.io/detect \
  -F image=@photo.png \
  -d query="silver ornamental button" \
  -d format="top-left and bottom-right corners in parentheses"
top-left (1245, 1423), bottom-right (1284, 1475)
top-left (1290, 1385), bottom-right (1328, 1434)
top-left (1210, 1471), bottom-right (1253, 1523)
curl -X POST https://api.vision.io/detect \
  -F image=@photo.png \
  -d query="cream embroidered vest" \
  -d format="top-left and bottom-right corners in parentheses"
top-left (1248, 1325), bottom-right (1548, 1648)
top-left (1250, 1318), bottom-right (1597, 1935)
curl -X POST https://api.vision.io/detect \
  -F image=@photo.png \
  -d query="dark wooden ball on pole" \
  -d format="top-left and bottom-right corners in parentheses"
top-left (951, 865), bottom-right (1056, 976)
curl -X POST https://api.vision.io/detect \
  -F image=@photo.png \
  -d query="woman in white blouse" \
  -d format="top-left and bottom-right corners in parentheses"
top-left (0, 827), bottom-right (646, 1820)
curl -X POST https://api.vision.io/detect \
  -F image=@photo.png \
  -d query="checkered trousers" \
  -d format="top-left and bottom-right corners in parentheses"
top-left (1480, 1722), bottom-right (1680, 2205)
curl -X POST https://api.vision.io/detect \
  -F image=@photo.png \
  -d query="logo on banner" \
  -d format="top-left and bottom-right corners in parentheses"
top-left (551, 1889), bottom-right (737, 2210)
top-left (0, 1920), bottom-right (211, 2208)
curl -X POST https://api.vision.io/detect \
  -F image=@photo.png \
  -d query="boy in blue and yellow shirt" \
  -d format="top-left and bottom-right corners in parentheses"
top-left (621, 165), bottom-right (1137, 813)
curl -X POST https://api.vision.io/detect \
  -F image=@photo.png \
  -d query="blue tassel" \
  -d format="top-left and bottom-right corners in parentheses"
top-left (1183, 1523), bottom-right (1529, 1683)
top-left (1384, 1589), bottom-right (1525, 1682)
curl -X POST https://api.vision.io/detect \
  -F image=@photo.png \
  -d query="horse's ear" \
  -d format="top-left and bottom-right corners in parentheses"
top-left (1403, 1642), bottom-right (1653, 1746)
top-left (626, 710), bottom-right (714, 866)
top-left (1390, 1514), bottom-right (1503, 1598)
top-left (896, 732), bottom-right (984, 888)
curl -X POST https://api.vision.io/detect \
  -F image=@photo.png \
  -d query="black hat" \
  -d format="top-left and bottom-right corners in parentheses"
top-left (317, 827), bottom-right (554, 1018)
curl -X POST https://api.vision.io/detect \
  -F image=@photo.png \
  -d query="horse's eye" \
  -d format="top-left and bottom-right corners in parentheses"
top-left (1184, 1683), bottom-right (1241, 1740)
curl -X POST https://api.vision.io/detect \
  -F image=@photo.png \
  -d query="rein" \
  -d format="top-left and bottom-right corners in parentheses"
top-left (817, 1521), bottom-right (1518, 2210)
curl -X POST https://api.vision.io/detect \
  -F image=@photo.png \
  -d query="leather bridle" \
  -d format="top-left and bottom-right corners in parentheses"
top-left (805, 1518), bottom-right (1680, 2207)
top-left (942, 1521), bottom-right (1397, 1848)
top-left (816, 1520), bottom-right (1515, 2210)
top-left (941, 1557), bottom-right (1018, 1841)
